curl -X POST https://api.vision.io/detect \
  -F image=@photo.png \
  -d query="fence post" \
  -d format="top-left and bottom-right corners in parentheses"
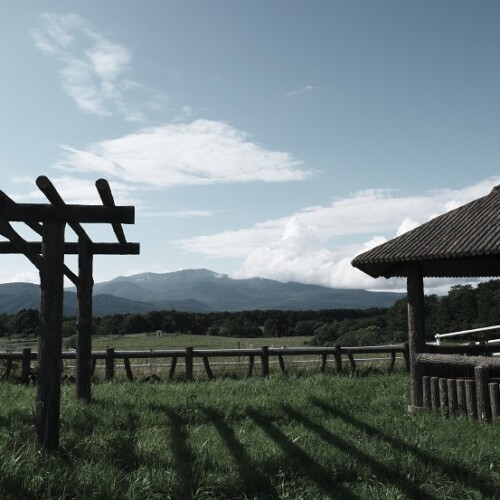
top-left (489, 383), bottom-right (499, 421)
top-left (475, 365), bottom-right (491, 422)
top-left (202, 356), bottom-right (213, 379)
top-left (247, 354), bottom-right (254, 377)
top-left (422, 376), bottom-right (431, 409)
top-left (447, 379), bottom-right (457, 416)
top-left (333, 344), bottom-right (342, 374)
top-left (123, 357), bottom-right (134, 381)
top-left (185, 347), bottom-right (193, 381)
top-left (21, 348), bottom-right (31, 385)
top-left (277, 353), bottom-right (286, 373)
top-left (402, 342), bottom-right (410, 372)
top-left (105, 347), bottom-right (115, 381)
top-left (438, 378), bottom-right (449, 418)
top-left (320, 353), bottom-right (327, 372)
top-left (168, 355), bottom-right (177, 380)
top-left (465, 379), bottom-right (477, 420)
top-left (456, 379), bottom-right (466, 416)
top-left (261, 346), bottom-right (269, 376)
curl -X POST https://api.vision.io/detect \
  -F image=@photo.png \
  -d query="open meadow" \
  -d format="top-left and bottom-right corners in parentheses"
top-left (0, 372), bottom-right (497, 499)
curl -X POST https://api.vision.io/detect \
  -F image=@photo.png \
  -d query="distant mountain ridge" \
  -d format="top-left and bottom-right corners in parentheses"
top-left (0, 269), bottom-right (404, 316)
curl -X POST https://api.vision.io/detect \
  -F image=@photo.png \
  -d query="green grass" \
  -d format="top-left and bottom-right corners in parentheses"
top-left (0, 373), bottom-right (498, 499)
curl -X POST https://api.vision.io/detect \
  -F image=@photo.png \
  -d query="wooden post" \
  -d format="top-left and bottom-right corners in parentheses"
top-left (185, 347), bottom-right (193, 381)
top-left (76, 237), bottom-right (93, 401)
top-left (36, 220), bottom-right (65, 451)
top-left (277, 353), bottom-right (286, 373)
top-left (389, 351), bottom-right (396, 372)
top-left (261, 346), bottom-right (269, 376)
top-left (465, 379), bottom-right (477, 420)
top-left (247, 354), bottom-right (254, 377)
top-left (438, 378), bottom-right (449, 418)
top-left (347, 352), bottom-right (356, 371)
top-left (422, 376), bottom-right (431, 409)
top-left (475, 365), bottom-right (491, 422)
top-left (105, 347), bottom-right (115, 381)
top-left (202, 356), bottom-right (213, 379)
top-left (21, 347), bottom-right (31, 385)
top-left (430, 376), bottom-right (440, 411)
top-left (402, 342), bottom-right (410, 372)
top-left (168, 356), bottom-right (177, 380)
top-left (407, 265), bottom-right (426, 408)
top-left (334, 344), bottom-right (342, 374)
top-left (456, 379), bottom-right (466, 416)
top-left (320, 353), bottom-right (327, 373)
top-left (123, 357), bottom-right (134, 381)
top-left (488, 382), bottom-right (500, 421)
top-left (447, 379), bottom-right (457, 416)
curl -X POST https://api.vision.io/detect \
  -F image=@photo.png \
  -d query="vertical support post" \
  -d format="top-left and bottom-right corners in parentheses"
top-left (247, 354), bottom-right (255, 377)
top-left (21, 348), bottom-right (31, 385)
top-left (407, 265), bottom-right (426, 408)
top-left (37, 220), bottom-right (65, 451)
top-left (185, 347), bottom-right (193, 381)
top-left (76, 237), bottom-right (93, 401)
top-left (261, 346), bottom-right (269, 376)
top-left (105, 347), bottom-right (115, 380)
top-left (334, 344), bottom-right (342, 374)
top-left (475, 365), bottom-right (491, 422)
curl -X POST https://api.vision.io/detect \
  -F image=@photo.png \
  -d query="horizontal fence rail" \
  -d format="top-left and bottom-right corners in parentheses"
top-left (0, 343), bottom-right (410, 383)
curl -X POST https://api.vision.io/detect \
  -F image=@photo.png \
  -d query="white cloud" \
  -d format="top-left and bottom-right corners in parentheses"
top-left (141, 210), bottom-right (216, 218)
top-left (284, 85), bottom-right (319, 99)
top-left (32, 12), bottom-right (164, 121)
top-left (177, 176), bottom-right (500, 291)
top-left (53, 119), bottom-right (312, 187)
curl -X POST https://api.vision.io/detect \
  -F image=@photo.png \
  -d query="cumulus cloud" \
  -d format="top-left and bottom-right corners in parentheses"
top-left (177, 176), bottom-right (500, 291)
top-left (32, 12), bottom-right (165, 121)
top-left (53, 119), bottom-right (311, 187)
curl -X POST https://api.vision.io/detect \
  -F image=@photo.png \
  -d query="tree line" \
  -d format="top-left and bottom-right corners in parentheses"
top-left (2, 280), bottom-right (500, 346)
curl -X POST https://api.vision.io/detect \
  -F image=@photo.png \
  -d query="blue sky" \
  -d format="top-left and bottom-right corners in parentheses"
top-left (1, 1), bottom-right (500, 291)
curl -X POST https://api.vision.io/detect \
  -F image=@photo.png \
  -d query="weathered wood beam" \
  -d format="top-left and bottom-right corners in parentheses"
top-left (407, 264), bottom-right (426, 408)
top-left (0, 241), bottom-right (139, 255)
top-left (95, 179), bottom-right (127, 244)
top-left (0, 219), bottom-right (43, 270)
top-left (36, 176), bottom-right (91, 243)
top-left (0, 202), bottom-right (135, 224)
top-left (36, 220), bottom-right (65, 451)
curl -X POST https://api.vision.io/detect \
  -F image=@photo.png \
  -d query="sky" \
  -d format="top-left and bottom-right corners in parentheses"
top-left (1, 1), bottom-right (500, 293)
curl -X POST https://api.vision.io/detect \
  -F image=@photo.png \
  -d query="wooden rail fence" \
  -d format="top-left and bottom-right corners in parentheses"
top-left (1, 343), bottom-right (410, 383)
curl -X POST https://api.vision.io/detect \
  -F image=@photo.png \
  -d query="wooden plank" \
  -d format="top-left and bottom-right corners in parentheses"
top-left (0, 202), bottom-right (135, 224)
top-left (447, 379), bottom-right (458, 416)
top-left (95, 179), bottom-right (127, 244)
top-left (475, 365), bottom-right (491, 422)
top-left (465, 380), bottom-right (477, 420)
top-left (0, 242), bottom-right (139, 255)
top-left (456, 379), bottom-right (467, 415)
top-left (422, 376), bottom-right (431, 409)
top-left (489, 383), bottom-right (500, 421)
top-left (417, 353), bottom-right (500, 369)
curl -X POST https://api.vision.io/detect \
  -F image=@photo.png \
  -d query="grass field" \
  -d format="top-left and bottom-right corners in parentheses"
top-left (0, 372), bottom-right (498, 499)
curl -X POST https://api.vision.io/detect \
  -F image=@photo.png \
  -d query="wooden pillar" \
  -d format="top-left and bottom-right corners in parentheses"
top-left (105, 347), bottom-right (115, 380)
top-left (36, 220), bottom-right (65, 451)
top-left (76, 237), bottom-right (93, 401)
top-left (407, 265), bottom-right (426, 408)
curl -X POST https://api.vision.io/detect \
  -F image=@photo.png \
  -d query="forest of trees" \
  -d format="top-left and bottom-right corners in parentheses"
top-left (2, 280), bottom-right (500, 347)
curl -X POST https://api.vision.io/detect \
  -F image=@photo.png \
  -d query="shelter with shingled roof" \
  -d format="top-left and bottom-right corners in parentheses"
top-left (352, 185), bottom-right (500, 421)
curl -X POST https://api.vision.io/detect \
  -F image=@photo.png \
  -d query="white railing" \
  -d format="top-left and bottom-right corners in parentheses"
top-left (434, 324), bottom-right (500, 345)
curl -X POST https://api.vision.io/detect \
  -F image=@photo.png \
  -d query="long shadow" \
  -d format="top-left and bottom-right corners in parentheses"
top-left (247, 408), bottom-right (360, 499)
top-left (311, 397), bottom-right (498, 498)
top-left (281, 404), bottom-right (434, 499)
top-left (201, 406), bottom-right (276, 497)
top-left (165, 408), bottom-right (196, 499)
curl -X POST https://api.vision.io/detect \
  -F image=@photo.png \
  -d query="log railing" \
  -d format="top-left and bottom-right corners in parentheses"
top-left (416, 351), bottom-right (500, 422)
top-left (0, 343), bottom-right (410, 383)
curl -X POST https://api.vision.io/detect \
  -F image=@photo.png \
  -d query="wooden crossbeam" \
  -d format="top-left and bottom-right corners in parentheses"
top-left (0, 201), bottom-right (134, 224)
top-left (36, 176), bottom-right (91, 243)
top-left (0, 241), bottom-right (139, 255)
top-left (95, 179), bottom-right (127, 244)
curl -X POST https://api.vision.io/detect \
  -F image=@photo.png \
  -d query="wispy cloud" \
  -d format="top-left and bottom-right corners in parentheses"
top-left (53, 119), bottom-right (312, 187)
top-left (177, 177), bottom-right (500, 291)
top-left (284, 85), bottom-right (319, 99)
top-left (142, 209), bottom-right (217, 218)
top-left (32, 12), bottom-right (165, 121)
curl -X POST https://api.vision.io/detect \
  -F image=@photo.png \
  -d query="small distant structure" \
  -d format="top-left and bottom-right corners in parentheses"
top-left (352, 184), bottom-right (500, 420)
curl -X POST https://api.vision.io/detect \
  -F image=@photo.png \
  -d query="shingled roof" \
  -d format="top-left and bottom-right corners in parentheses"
top-left (352, 185), bottom-right (500, 279)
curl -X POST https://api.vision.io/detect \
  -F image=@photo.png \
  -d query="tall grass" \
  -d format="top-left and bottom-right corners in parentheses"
top-left (0, 373), bottom-right (497, 499)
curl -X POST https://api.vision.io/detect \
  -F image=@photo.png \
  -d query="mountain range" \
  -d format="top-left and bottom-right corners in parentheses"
top-left (0, 269), bottom-right (404, 316)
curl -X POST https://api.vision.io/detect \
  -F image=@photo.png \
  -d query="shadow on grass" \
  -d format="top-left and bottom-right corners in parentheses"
top-left (247, 408), bottom-right (360, 499)
top-left (281, 404), bottom-right (434, 500)
top-left (311, 397), bottom-right (498, 498)
top-left (164, 408), bottom-right (195, 499)
top-left (201, 406), bottom-right (275, 497)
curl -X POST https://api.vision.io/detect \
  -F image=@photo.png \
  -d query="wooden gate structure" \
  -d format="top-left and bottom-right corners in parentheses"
top-left (0, 176), bottom-right (139, 450)
top-left (352, 185), bottom-right (500, 421)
